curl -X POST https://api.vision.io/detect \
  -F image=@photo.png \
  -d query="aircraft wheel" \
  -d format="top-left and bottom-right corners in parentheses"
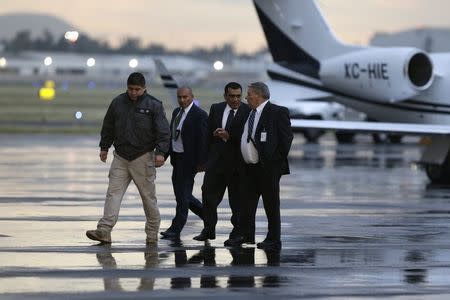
top-left (335, 132), bottom-right (355, 144)
top-left (372, 133), bottom-right (387, 144)
top-left (303, 129), bottom-right (323, 143)
top-left (372, 133), bottom-right (403, 144)
top-left (425, 164), bottom-right (450, 184)
top-left (302, 116), bottom-right (324, 143)
top-left (388, 134), bottom-right (403, 144)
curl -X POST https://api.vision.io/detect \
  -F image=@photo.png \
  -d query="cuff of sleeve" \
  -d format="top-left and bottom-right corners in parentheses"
top-left (100, 148), bottom-right (109, 152)
top-left (155, 150), bottom-right (165, 156)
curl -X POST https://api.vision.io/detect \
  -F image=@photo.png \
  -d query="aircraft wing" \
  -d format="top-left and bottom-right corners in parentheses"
top-left (290, 119), bottom-right (450, 136)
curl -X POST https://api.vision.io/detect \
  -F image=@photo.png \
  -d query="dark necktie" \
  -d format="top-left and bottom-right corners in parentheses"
top-left (247, 109), bottom-right (256, 143)
top-left (172, 108), bottom-right (184, 140)
top-left (225, 109), bottom-right (235, 131)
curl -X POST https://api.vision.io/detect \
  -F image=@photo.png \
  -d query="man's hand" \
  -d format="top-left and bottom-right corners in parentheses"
top-left (99, 150), bottom-right (108, 162)
top-left (213, 128), bottom-right (230, 141)
top-left (155, 154), bottom-right (165, 168)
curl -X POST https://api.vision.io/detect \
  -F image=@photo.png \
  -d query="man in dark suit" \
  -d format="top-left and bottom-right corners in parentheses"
top-left (193, 82), bottom-right (250, 245)
top-left (231, 82), bottom-right (293, 250)
top-left (160, 86), bottom-right (208, 240)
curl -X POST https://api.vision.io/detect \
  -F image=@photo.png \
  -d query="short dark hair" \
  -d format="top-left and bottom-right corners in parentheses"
top-left (127, 72), bottom-right (146, 87)
top-left (224, 82), bottom-right (242, 95)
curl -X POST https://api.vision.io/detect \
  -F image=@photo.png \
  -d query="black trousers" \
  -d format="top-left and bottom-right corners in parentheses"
top-left (239, 163), bottom-right (281, 242)
top-left (201, 168), bottom-right (241, 238)
top-left (169, 152), bottom-right (203, 233)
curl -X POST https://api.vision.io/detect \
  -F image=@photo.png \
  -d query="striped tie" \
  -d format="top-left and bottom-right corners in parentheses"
top-left (247, 109), bottom-right (256, 143)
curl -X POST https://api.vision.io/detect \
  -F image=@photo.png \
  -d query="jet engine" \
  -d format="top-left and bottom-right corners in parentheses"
top-left (319, 48), bottom-right (434, 102)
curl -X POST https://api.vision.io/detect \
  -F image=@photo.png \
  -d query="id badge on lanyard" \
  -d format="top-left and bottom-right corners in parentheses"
top-left (260, 131), bottom-right (267, 142)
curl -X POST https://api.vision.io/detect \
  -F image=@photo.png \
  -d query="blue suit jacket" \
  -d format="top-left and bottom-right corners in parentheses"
top-left (168, 104), bottom-right (208, 170)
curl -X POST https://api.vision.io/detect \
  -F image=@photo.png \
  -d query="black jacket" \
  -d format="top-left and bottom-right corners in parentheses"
top-left (244, 102), bottom-right (293, 176)
top-left (99, 91), bottom-right (170, 161)
top-left (206, 102), bottom-right (250, 173)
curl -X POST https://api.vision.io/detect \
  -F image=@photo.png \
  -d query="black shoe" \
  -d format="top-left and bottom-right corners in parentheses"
top-left (160, 229), bottom-right (175, 237)
top-left (242, 237), bottom-right (255, 244)
top-left (256, 240), bottom-right (281, 250)
top-left (160, 231), bottom-right (180, 240)
top-left (224, 235), bottom-right (255, 246)
top-left (224, 236), bottom-right (244, 247)
top-left (193, 231), bottom-right (215, 241)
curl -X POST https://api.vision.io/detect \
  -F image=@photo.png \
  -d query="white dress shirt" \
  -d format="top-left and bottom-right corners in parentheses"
top-left (221, 104), bottom-right (237, 129)
top-left (172, 101), bottom-right (194, 153)
top-left (240, 100), bottom-right (269, 164)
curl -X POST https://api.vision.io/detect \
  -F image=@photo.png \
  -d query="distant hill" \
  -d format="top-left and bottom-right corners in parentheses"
top-left (371, 27), bottom-right (450, 53)
top-left (0, 13), bottom-right (77, 41)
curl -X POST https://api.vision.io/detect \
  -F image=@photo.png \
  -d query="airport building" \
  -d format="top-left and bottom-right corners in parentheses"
top-left (0, 51), bottom-right (211, 85)
top-left (0, 50), bottom-right (268, 88)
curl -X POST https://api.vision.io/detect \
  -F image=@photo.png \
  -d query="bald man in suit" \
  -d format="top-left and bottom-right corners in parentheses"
top-left (160, 86), bottom-right (208, 240)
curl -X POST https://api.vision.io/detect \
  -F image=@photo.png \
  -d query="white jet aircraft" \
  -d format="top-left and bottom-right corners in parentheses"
top-left (253, 0), bottom-right (450, 184)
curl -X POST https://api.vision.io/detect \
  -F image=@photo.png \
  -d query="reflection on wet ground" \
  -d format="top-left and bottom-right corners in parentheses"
top-left (1, 134), bottom-right (450, 299)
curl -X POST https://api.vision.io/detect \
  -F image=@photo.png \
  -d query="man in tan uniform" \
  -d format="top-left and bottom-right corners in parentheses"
top-left (86, 72), bottom-right (170, 245)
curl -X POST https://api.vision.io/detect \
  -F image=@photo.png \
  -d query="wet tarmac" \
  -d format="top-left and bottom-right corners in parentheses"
top-left (1, 134), bottom-right (450, 299)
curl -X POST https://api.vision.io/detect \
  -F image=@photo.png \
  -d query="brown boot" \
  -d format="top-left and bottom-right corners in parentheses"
top-left (86, 229), bottom-right (111, 243)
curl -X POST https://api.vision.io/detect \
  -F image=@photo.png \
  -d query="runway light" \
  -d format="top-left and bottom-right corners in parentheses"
top-left (213, 60), bottom-right (224, 71)
top-left (39, 80), bottom-right (56, 101)
top-left (129, 58), bottom-right (138, 68)
top-left (0, 57), bottom-right (7, 68)
top-left (44, 56), bottom-right (53, 66)
top-left (64, 31), bottom-right (79, 43)
top-left (86, 57), bottom-right (96, 67)
top-left (75, 111), bottom-right (83, 120)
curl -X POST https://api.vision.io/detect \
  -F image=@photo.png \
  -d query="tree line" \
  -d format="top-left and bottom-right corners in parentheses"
top-left (1, 29), bottom-right (265, 61)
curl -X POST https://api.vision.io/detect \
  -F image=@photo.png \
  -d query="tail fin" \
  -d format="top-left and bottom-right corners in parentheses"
top-left (253, 0), bottom-right (358, 79)
top-left (153, 58), bottom-right (179, 107)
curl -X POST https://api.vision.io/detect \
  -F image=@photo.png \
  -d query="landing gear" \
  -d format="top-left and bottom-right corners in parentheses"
top-left (300, 116), bottom-right (324, 143)
top-left (425, 152), bottom-right (450, 185)
top-left (420, 137), bottom-right (450, 185)
top-left (335, 131), bottom-right (355, 144)
top-left (425, 163), bottom-right (450, 184)
top-left (388, 134), bottom-right (403, 144)
top-left (303, 128), bottom-right (324, 143)
top-left (372, 133), bottom-right (403, 144)
top-left (367, 118), bottom-right (403, 144)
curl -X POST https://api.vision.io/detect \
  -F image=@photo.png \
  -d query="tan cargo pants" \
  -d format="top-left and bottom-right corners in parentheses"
top-left (97, 151), bottom-right (160, 242)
